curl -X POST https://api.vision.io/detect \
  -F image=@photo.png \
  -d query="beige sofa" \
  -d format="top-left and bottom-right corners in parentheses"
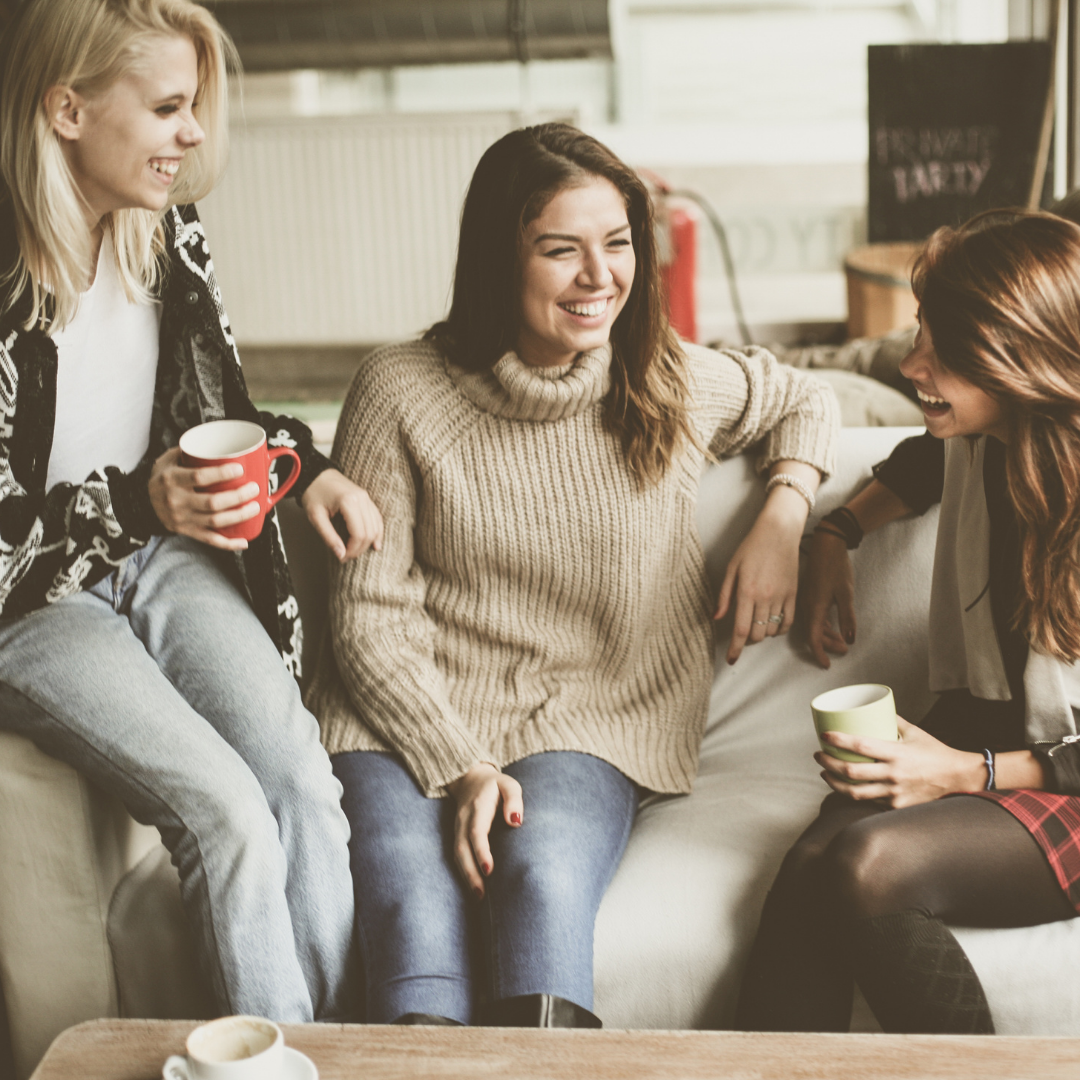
top-left (3, 426), bottom-right (1080, 1079)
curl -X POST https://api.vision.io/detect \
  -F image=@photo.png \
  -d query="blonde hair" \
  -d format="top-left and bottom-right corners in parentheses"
top-left (0, 0), bottom-right (238, 331)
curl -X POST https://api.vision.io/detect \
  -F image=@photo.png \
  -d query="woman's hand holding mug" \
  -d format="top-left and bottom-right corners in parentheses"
top-left (154, 420), bottom-right (303, 551)
top-left (812, 684), bottom-right (982, 809)
top-left (817, 719), bottom-right (992, 808)
top-left (159, 420), bottom-right (385, 560)
top-left (149, 447), bottom-right (261, 552)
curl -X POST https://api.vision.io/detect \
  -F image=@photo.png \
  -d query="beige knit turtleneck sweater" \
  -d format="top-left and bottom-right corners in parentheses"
top-left (308, 339), bottom-right (838, 796)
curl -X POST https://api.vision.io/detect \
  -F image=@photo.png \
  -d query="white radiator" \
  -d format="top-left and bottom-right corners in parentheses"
top-left (198, 113), bottom-right (523, 345)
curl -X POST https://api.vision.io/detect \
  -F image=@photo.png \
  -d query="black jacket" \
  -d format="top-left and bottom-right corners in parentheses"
top-left (0, 202), bottom-right (330, 676)
top-left (873, 431), bottom-right (1080, 795)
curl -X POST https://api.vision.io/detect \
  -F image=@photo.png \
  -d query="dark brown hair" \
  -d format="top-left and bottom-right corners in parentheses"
top-left (426, 122), bottom-right (696, 487)
top-left (914, 209), bottom-right (1080, 659)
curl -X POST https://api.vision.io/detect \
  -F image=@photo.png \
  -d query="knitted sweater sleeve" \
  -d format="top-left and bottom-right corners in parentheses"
top-left (688, 344), bottom-right (839, 476)
top-left (322, 349), bottom-right (498, 795)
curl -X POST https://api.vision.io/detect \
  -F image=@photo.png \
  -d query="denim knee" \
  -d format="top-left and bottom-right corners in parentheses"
top-left (333, 752), bottom-right (472, 1021)
top-left (176, 764), bottom-right (280, 847)
top-left (257, 733), bottom-right (343, 822)
top-left (496, 842), bottom-right (587, 923)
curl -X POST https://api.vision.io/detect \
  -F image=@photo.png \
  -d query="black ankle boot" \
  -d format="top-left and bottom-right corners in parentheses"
top-left (392, 1013), bottom-right (464, 1026)
top-left (483, 994), bottom-right (602, 1028)
top-left (847, 910), bottom-right (995, 1035)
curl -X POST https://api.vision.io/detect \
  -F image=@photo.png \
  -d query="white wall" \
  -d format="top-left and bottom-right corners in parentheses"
top-left (199, 114), bottom-right (521, 345)
top-left (207, 0), bottom-right (1017, 346)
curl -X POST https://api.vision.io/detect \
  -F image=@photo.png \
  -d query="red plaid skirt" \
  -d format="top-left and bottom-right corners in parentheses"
top-left (969, 790), bottom-right (1080, 913)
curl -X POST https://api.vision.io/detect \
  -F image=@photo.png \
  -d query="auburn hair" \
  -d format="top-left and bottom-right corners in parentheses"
top-left (0, 0), bottom-right (237, 331)
top-left (914, 209), bottom-right (1080, 659)
top-left (426, 122), bottom-right (698, 488)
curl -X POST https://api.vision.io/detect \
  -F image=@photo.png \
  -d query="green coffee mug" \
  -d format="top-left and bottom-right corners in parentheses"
top-left (810, 683), bottom-right (898, 764)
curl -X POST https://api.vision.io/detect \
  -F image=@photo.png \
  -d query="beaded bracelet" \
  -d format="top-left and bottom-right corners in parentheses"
top-left (982, 748), bottom-right (996, 791)
top-left (765, 472), bottom-right (816, 511)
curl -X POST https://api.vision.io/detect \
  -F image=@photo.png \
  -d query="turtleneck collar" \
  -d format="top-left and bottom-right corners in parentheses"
top-left (448, 345), bottom-right (613, 422)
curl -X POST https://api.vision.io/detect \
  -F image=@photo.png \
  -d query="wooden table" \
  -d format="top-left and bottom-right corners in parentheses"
top-left (29, 1018), bottom-right (1080, 1080)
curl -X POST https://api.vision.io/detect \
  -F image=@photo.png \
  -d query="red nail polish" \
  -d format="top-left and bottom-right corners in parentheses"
top-left (483, 862), bottom-right (492, 876)
top-left (511, 812), bottom-right (522, 825)
top-left (474, 886), bottom-right (484, 900)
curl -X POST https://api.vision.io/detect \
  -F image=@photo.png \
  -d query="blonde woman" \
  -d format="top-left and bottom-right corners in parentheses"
top-left (0, 0), bottom-right (382, 1020)
top-left (309, 123), bottom-right (839, 1027)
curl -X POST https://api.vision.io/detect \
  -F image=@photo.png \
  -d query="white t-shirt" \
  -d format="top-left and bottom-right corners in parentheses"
top-left (46, 227), bottom-right (161, 491)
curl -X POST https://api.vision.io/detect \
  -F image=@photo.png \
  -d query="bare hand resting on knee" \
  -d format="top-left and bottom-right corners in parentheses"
top-left (446, 763), bottom-right (523, 900)
top-left (817, 719), bottom-right (1047, 808)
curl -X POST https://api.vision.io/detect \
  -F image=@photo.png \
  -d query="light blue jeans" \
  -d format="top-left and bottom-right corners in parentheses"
top-left (333, 749), bottom-right (638, 1024)
top-left (0, 536), bottom-right (355, 1021)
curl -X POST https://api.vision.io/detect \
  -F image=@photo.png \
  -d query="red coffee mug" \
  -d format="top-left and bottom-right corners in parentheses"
top-left (179, 419), bottom-right (301, 542)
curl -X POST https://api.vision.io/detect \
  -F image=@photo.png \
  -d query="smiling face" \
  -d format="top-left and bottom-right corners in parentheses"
top-left (53, 34), bottom-right (205, 224)
top-left (900, 315), bottom-right (1009, 441)
top-left (516, 175), bottom-right (636, 369)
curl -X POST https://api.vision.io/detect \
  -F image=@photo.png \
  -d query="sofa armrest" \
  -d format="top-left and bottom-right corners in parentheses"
top-left (0, 732), bottom-right (158, 1079)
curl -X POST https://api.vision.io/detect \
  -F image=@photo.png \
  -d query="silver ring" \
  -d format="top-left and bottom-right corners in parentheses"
top-left (768, 614), bottom-right (784, 625)
top-left (753, 619), bottom-right (768, 626)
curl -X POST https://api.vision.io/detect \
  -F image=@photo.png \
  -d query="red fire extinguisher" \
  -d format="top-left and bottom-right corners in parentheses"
top-left (660, 200), bottom-right (699, 343)
top-left (645, 168), bottom-right (699, 343)
top-left (644, 169), bottom-right (751, 348)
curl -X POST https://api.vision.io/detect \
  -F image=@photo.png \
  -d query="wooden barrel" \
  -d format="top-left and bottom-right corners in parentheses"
top-left (844, 241), bottom-right (922, 339)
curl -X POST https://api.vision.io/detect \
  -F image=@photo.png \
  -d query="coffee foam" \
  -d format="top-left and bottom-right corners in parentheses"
top-left (190, 1018), bottom-right (277, 1063)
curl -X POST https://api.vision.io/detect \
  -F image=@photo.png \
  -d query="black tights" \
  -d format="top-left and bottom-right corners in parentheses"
top-left (736, 793), bottom-right (1075, 1034)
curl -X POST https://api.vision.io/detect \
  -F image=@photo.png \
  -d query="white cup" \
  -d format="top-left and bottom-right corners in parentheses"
top-left (163, 1016), bottom-right (284, 1080)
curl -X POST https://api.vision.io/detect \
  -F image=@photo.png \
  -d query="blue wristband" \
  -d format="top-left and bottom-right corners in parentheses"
top-left (982, 748), bottom-right (996, 791)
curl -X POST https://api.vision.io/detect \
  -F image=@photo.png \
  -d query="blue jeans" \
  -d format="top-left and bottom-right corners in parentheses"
top-left (333, 749), bottom-right (638, 1024)
top-left (0, 536), bottom-right (355, 1021)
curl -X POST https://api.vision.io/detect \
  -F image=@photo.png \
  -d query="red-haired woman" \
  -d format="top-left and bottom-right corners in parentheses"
top-left (738, 209), bottom-right (1080, 1034)
top-left (308, 122), bottom-right (839, 1027)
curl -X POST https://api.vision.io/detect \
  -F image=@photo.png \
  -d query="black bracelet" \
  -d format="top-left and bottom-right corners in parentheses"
top-left (813, 524), bottom-right (849, 544)
top-left (982, 748), bottom-right (996, 791)
top-left (818, 506), bottom-right (864, 550)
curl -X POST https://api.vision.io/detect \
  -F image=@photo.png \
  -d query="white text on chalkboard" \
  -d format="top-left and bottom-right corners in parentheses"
top-left (875, 125), bottom-right (996, 204)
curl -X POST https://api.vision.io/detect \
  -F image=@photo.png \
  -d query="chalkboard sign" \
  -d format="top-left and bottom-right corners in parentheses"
top-left (868, 43), bottom-right (1053, 243)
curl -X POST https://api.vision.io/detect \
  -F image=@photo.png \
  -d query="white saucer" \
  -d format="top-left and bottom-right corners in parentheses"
top-left (284, 1046), bottom-right (319, 1080)
top-left (161, 1046), bottom-right (316, 1080)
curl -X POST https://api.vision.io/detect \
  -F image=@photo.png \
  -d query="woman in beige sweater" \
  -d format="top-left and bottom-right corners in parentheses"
top-left (308, 123), bottom-right (838, 1027)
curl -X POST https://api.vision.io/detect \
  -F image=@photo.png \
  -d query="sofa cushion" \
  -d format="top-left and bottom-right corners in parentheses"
top-left (0, 733), bottom-right (158, 1077)
top-left (9, 425), bottom-right (1080, 1052)
top-left (593, 427), bottom-right (937, 1028)
top-left (807, 369), bottom-right (923, 428)
top-left (108, 846), bottom-right (213, 1021)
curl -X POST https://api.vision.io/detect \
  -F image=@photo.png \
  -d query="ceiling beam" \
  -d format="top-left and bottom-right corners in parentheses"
top-left (201, 0), bottom-right (611, 71)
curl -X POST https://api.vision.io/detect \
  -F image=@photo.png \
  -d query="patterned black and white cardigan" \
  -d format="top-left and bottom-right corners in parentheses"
top-left (0, 202), bottom-right (331, 677)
